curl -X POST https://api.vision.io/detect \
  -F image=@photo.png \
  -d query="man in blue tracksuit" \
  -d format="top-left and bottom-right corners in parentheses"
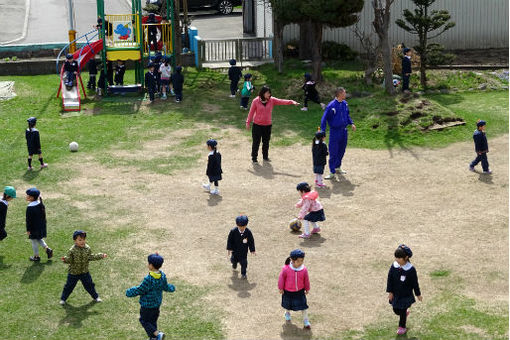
top-left (320, 87), bottom-right (356, 179)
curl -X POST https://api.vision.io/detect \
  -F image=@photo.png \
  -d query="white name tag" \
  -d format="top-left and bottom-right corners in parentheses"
top-left (243, 238), bottom-right (248, 244)
top-left (400, 275), bottom-right (406, 282)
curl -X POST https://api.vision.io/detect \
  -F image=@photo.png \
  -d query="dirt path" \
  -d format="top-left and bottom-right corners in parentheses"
top-left (60, 131), bottom-right (508, 339)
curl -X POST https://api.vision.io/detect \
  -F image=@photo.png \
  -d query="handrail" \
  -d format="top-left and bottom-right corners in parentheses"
top-left (56, 29), bottom-right (99, 75)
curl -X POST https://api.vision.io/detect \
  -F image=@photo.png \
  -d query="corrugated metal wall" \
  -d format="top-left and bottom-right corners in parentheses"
top-left (282, 0), bottom-right (509, 51)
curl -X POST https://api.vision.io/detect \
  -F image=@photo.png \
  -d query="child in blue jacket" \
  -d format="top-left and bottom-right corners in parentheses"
top-left (126, 253), bottom-right (175, 340)
top-left (469, 120), bottom-right (491, 174)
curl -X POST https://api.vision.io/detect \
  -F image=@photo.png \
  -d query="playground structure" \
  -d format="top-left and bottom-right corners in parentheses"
top-left (57, 0), bottom-right (175, 111)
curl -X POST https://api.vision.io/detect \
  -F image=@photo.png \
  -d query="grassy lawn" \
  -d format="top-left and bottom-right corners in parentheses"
top-left (0, 61), bottom-right (507, 339)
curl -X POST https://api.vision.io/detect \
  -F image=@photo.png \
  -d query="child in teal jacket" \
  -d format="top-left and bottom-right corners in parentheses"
top-left (240, 73), bottom-right (254, 109)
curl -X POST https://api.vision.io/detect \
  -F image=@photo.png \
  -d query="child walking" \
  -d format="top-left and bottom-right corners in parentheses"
top-left (145, 63), bottom-right (158, 102)
top-left (25, 187), bottom-right (53, 261)
top-left (202, 139), bottom-right (222, 195)
top-left (386, 244), bottom-right (422, 335)
top-left (228, 59), bottom-right (242, 97)
top-left (312, 131), bottom-right (328, 187)
top-left (0, 186), bottom-right (16, 241)
top-left (159, 57), bottom-right (172, 99)
top-left (278, 249), bottom-right (311, 329)
top-left (226, 215), bottom-right (256, 279)
top-left (469, 120), bottom-right (492, 174)
top-left (126, 253), bottom-right (175, 340)
top-left (301, 73), bottom-right (325, 111)
top-left (295, 182), bottom-right (325, 239)
top-left (171, 66), bottom-right (184, 102)
top-left (60, 230), bottom-right (107, 304)
top-left (114, 60), bottom-right (126, 85)
top-left (86, 58), bottom-right (97, 90)
top-left (26, 117), bottom-right (48, 170)
top-left (240, 73), bottom-right (254, 110)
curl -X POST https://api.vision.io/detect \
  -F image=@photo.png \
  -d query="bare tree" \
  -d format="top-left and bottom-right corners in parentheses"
top-left (372, 0), bottom-right (395, 95)
top-left (352, 23), bottom-right (380, 85)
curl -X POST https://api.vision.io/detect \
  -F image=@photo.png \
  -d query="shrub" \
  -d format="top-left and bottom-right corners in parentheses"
top-left (321, 42), bottom-right (358, 61)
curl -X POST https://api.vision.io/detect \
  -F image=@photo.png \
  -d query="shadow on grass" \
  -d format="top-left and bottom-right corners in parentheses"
top-left (0, 255), bottom-right (11, 271)
top-left (59, 301), bottom-right (98, 328)
top-left (20, 260), bottom-right (53, 284)
top-left (208, 194), bottom-right (223, 206)
top-left (227, 271), bottom-right (257, 298)
top-left (22, 169), bottom-right (41, 182)
top-left (280, 322), bottom-right (313, 340)
top-left (384, 115), bottom-right (419, 160)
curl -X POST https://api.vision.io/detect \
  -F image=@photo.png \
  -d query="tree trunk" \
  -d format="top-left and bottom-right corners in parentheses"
top-left (364, 65), bottom-right (376, 85)
top-left (174, 0), bottom-right (182, 64)
top-left (299, 21), bottom-right (313, 60)
top-left (311, 22), bottom-right (323, 81)
top-left (183, 0), bottom-right (189, 48)
top-left (381, 34), bottom-right (395, 94)
top-left (273, 13), bottom-right (284, 73)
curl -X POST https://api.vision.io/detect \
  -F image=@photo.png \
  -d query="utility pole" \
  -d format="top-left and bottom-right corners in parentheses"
top-left (67, 0), bottom-right (77, 53)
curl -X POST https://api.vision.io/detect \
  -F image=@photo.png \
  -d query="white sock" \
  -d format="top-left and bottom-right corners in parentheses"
top-left (318, 174), bottom-right (323, 184)
top-left (302, 309), bottom-right (309, 321)
top-left (303, 220), bottom-right (310, 235)
top-left (311, 222), bottom-right (318, 230)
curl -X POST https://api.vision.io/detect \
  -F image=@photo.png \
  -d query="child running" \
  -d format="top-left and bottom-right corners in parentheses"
top-left (278, 249), bottom-right (311, 329)
top-left (60, 230), bottom-right (107, 304)
top-left (0, 186), bottom-right (16, 241)
top-left (25, 117), bottom-right (48, 170)
top-left (25, 187), bottom-right (53, 261)
top-left (226, 215), bottom-right (256, 279)
top-left (312, 131), bottom-right (328, 187)
top-left (469, 120), bottom-right (492, 174)
top-left (295, 182), bottom-right (325, 239)
top-left (301, 73), bottom-right (325, 111)
top-left (240, 73), bottom-right (254, 110)
top-left (386, 244), bottom-right (422, 335)
top-left (202, 139), bottom-right (222, 195)
top-left (126, 253), bottom-right (175, 340)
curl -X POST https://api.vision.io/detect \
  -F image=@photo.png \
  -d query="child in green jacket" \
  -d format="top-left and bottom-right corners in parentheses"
top-left (240, 73), bottom-right (254, 110)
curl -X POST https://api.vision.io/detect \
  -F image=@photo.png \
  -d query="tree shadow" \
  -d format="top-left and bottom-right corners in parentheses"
top-left (227, 271), bottom-right (257, 298)
top-left (207, 194), bottom-right (223, 206)
top-left (384, 115), bottom-right (419, 160)
top-left (299, 234), bottom-right (326, 248)
top-left (20, 260), bottom-right (53, 284)
top-left (59, 301), bottom-right (99, 328)
top-left (280, 322), bottom-right (313, 340)
top-left (0, 255), bottom-right (11, 271)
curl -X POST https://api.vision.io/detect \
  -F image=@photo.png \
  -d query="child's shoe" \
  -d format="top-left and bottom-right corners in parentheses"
top-left (284, 312), bottom-right (291, 321)
top-left (229, 94), bottom-right (236, 98)
top-left (202, 183), bottom-right (211, 191)
top-left (300, 107), bottom-right (308, 111)
top-left (397, 327), bottom-right (407, 335)
top-left (27, 166), bottom-right (33, 171)
top-left (311, 227), bottom-right (321, 234)
top-left (162, 94), bottom-right (167, 100)
top-left (156, 332), bottom-right (165, 340)
top-left (210, 188), bottom-right (220, 195)
top-left (46, 247), bottom-right (53, 259)
top-left (337, 168), bottom-right (347, 174)
top-left (29, 256), bottom-right (41, 261)
top-left (59, 300), bottom-right (66, 305)
top-left (483, 169), bottom-right (492, 174)
top-left (304, 319), bottom-right (311, 329)
top-left (468, 165), bottom-right (475, 172)
top-left (241, 274), bottom-right (247, 280)
top-left (299, 233), bottom-right (311, 239)
top-left (170, 89), bottom-right (175, 96)
top-left (94, 297), bottom-right (102, 302)
top-left (314, 180), bottom-right (325, 187)
top-left (324, 173), bottom-right (335, 180)
top-left (320, 103), bottom-right (326, 110)
top-left (40, 163), bottom-right (48, 169)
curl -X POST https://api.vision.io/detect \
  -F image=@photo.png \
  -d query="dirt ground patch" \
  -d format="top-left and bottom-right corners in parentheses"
top-left (61, 130), bottom-right (508, 339)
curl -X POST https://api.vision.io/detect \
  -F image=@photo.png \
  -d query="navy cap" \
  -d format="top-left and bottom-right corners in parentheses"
top-left (244, 73), bottom-right (252, 80)
top-left (27, 117), bottom-right (37, 124)
top-left (403, 48), bottom-right (411, 54)
top-left (477, 120), bottom-right (486, 127)
top-left (25, 187), bottom-right (40, 199)
top-left (229, 59), bottom-right (236, 65)
top-left (296, 182), bottom-right (309, 191)
top-left (304, 73), bottom-right (312, 81)
top-left (206, 139), bottom-right (217, 147)
top-left (66, 53), bottom-right (73, 59)
top-left (290, 249), bottom-right (305, 259)
top-left (175, 65), bottom-right (182, 72)
top-left (398, 244), bottom-right (413, 258)
top-left (73, 230), bottom-right (87, 240)
top-left (148, 253), bottom-right (164, 268)
top-left (235, 215), bottom-right (249, 226)
top-left (315, 131), bottom-right (325, 139)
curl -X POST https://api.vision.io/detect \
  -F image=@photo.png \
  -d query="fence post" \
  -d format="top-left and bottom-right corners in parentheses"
top-left (236, 39), bottom-right (241, 63)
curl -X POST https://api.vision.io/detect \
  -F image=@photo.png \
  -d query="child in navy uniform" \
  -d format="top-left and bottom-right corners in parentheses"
top-left (63, 54), bottom-right (79, 88)
top-left (126, 253), bottom-right (175, 340)
top-left (202, 139), bottom-right (222, 195)
top-left (301, 73), bottom-right (325, 111)
top-left (114, 61), bottom-right (126, 85)
top-left (402, 48), bottom-right (412, 92)
top-left (86, 58), bottom-right (97, 90)
top-left (226, 215), bottom-right (256, 279)
top-left (25, 117), bottom-right (48, 170)
top-left (386, 244), bottom-right (422, 335)
top-left (0, 186), bottom-right (16, 241)
top-left (228, 59), bottom-right (242, 97)
top-left (295, 182), bottom-right (325, 239)
top-left (25, 188), bottom-right (53, 261)
top-left (312, 131), bottom-right (328, 187)
top-left (469, 120), bottom-right (491, 174)
top-left (171, 66), bottom-right (184, 102)
top-left (145, 63), bottom-right (158, 102)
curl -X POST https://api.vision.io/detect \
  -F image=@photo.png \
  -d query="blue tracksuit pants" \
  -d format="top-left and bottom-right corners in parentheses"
top-left (328, 128), bottom-right (348, 173)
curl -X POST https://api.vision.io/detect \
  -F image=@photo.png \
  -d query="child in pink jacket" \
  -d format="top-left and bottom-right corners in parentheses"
top-left (278, 249), bottom-right (311, 329)
top-left (295, 182), bottom-right (325, 239)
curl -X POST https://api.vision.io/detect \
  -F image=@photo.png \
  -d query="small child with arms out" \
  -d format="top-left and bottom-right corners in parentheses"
top-left (240, 73), bottom-right (254, 110)
top-left (295, 182), bottom-right (325, 239)
top-left (469, 120), bottom-right (492, 174)
top-left (126, 253), bottom-right (175, 340)
top-left (0, 186), bottom-right (16, 241)
top-left (386, 244), bottom-right (422, 336)
top-left (301, 73), bottom-right (325, 111)
top-left (25, 187), bottom-right (53, 261)
top-left (202, 139), bottom-right (222, 195)
top-left (26, 117), bottom-right (48, 170)
top-left (60, 230), bottom-right (107, 304)
top-left (226, 215), bottom-right (256, 279)
top-left (312, 130), bottom-right (328, 187)
top-left (278, 249), bottom-right (311, 329)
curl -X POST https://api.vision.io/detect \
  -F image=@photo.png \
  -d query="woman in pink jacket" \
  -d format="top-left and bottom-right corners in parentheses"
top-left (278, 249), bottom-right (311, 329)
top-left (295, 182), bottom-right (325, 239)
top-left (245, 86), bottom-right (299, 163)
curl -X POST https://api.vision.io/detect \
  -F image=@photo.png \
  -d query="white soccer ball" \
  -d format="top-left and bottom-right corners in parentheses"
top-left (69, 141), bottom-right (79, 152)
top-left (393, 79), bottom-right (401, 87)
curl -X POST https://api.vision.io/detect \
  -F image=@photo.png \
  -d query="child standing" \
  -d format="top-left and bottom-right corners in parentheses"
top-left (171, 66), bottom-right (184, 103)
top-left (295, 182), bottom-right (325, 239)
top-left (0, 186), bottom-right (16, 241)
top-left (386, 244), bottom-right (422, 335)
top-left (60, 230), bottom-right (107, 304)
top-left (226, 215), bottom-right (256, 279)
top-left (469, 120), bottom-right (492, 174)
top-left (25, 117), bottom-right (48, 170)
top-left (402, 48), bottom-right (412, 92)
top-left (126, 253), bottom-right (175, 340)
top-left (159, 57), bottom-right (172, 99)
top-left (240, 73), bottom-right (254, 110)
top-left (63, 53), bottom-right (78, 88)
top-left (228, 59), bottom-right (242, 97)
top-left (278, 249), bottom-right (311, 329)
top-left (114, 60), bottom-right (126, 86)
top-left (145, 63), bottom-right (158, 102)
top-left (86, 58), bottom-right (97, 90)
top-left (312, 131), bottom-right (328, 187)
top-left (202, 139), bottom-right (222, 195)
top-left (25, 188), bottom-right (53, 261)
top-left (301, 73), bottom-right (325, 111)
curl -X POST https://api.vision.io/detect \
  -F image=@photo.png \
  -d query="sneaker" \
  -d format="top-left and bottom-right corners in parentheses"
top-left (156, 332), bottom-right (165, 340)
top-left (324, 173), bottom-right (335, 180)
top-left (311, 227), bottom-right (321, 234)
top-left (299, 233), bottom-right (311, 239)
top-left (320, 103), bottom-right (326, 110)
top-left (46, 247), bottom-right (53, 259)
top-left (40, 163), bottom-right (48, 169)
top-left (229, 94), bottom-right (236, 98)
top-left (162, 94), bottom-right (167, 100)
top-left (252, 159), bottom-right (258, 163)
top-left (59, 300), bottom-right (66, 305)
top-left (284, 312), bottom-right (291, 321)
top-left (94, 297), bottom-right (102, 302)
top-left (337, 168), bottom-right (347, 174)
top-left (241, 274), bottom-right (247, 279)
top-left (202, 183), bottom-right (211, 191)
top-left (468, 166), bottom-right (475, 172)
top-left (315, 180), bottom-right (325, 187)
top-left (170, 89), bottom-right (175, 96)
top-left (304, 319), bottom-right (311, 329)
top-left (29, 256), bottom-right (41, 261)
top-left (263, 158), bottom-right (271, 162)
top-left (27, 166), bottom-right (33, 171)
top-left (210, 188), bottom-right (220, 195)
top-left (397, 327), bottom-right (407, 335)
top-left (232, 263), bottom-right (237, 270)
top-left (483, 169), bottom-right (492, 174)
top-left (240, 106), bottom-right (244, 109)
top-left (300, 107), bottom-right (308, 111)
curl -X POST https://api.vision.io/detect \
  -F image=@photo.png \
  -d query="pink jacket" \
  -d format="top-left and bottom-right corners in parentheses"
top-left (295, 191), bottom-right (323, 219)
top-left (246, 96), bottom-right (297, 127)
top-left (278, 264), bottom-right (310, 292)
